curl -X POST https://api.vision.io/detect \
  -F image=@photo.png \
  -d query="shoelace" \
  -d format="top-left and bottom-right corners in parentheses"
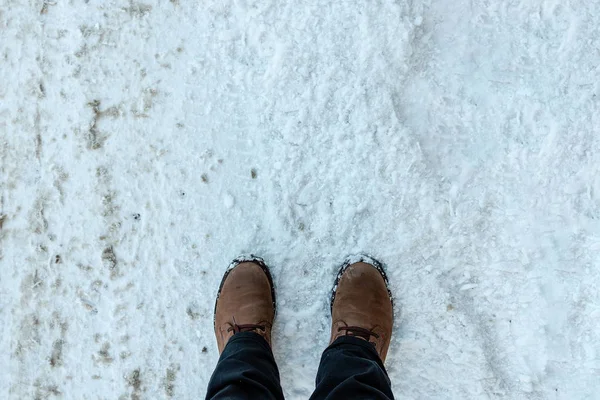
top-left (227, 323), bottom-right (266, 334)
top-left (338, 326), bottom-right (380, 341)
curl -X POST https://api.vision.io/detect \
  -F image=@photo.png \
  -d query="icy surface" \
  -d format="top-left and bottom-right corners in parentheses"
top-left (1, 0), bottom-right (600, 398)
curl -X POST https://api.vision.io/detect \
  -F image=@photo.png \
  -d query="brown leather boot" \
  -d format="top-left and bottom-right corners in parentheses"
top-left (330, 257), bottom-right (394, 362)
top-left (214, 257), bottom-right (276, 354)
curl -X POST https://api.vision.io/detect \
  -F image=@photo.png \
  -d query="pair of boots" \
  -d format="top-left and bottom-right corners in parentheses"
top-left (214, 256), bottom-right (394, 362)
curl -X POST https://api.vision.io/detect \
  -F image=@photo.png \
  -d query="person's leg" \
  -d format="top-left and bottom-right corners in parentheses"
top-left (310, 336), bottom-right (393, 400)
top-left (206, 331), bottom-right (284, 399)
top-left (206, 257), bottom-right (284, 400)
top-left (310, 256), bottom-right (395, 400)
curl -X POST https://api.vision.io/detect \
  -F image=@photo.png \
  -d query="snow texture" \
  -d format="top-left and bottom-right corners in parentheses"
top-left (1, 0), bottom-right (600, 399)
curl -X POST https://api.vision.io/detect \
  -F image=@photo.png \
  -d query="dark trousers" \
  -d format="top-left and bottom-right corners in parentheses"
top-left (206, 332), bottom-right (394, 400)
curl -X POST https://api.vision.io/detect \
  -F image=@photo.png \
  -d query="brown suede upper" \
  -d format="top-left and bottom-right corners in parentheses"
top-left (330, 262), bottom-right (394, 362)
top-left (214, 262), bottom-right (275, 354)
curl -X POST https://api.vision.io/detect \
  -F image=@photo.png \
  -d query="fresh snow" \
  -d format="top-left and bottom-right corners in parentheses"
top-left (1, 0), bottom-right (599, 399)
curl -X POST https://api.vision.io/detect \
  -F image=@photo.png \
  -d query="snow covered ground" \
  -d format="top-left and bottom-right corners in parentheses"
top-left (1, 0), bottom-right (599, 398)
